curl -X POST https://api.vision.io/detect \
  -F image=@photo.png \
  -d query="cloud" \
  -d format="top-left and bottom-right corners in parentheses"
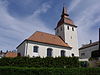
top-left (68, 0), bottom-right (81, 12)
top-left (32, 3), bottom-right (51, 16)
top-left (0, 0), bottom-right (100, 51)
top-left (69, 0), bottom-right (100, 47)
top-left (0, 0), bottom-right (53, 51)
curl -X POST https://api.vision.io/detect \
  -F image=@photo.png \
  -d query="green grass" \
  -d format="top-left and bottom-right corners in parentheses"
top-left (0, 66), bottom-right (100, 75)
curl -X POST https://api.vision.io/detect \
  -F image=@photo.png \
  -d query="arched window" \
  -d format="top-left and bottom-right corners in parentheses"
top-left (67, 26), bottom-right (69, 30)
top-left (17, 53), bottom-right (21, 56)
top-left (72, 53), bottom-right (74, 57)
top-left (47, 48), bottom-right (52, 57)
top-left (33, 46), bottom-right (38, 53)
top-left (61, 50), bottom-right (65, 56)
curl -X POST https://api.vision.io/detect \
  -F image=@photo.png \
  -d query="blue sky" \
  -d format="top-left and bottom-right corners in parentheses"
top-left (0, 0), bottom-right (99, 51)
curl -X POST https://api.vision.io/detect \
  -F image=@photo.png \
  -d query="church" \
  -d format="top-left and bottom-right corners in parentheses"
top-left (17, 7), bottom-right (79, 58)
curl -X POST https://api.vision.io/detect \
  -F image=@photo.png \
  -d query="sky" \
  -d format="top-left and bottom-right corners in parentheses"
top-left (0, 0), bottom-right (100, 51)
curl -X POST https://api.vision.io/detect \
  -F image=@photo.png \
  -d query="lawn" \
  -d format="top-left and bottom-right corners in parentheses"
top-left (0, 66), bottom-right (100, 75)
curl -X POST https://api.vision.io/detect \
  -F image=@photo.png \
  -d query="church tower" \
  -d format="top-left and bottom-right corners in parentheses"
top-left (55, 7), bottom-right (79, 56)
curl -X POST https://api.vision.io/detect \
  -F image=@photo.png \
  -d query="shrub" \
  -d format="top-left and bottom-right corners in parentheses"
top-left (0, 57), bottom-right (79, 68)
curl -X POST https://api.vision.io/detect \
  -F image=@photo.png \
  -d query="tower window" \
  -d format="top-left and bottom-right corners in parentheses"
top-left (72, 27), bottom-right (74, 31)
top-left (60, 27), bottom-right (62, 31)
top-left (33, 46), bottom-right (38, 53)
top-left (71, 36), bottom-right (72, 39)
top-left (67, 26), bottom-right (69, 30)
top-left (57, 29), bottom-right (59, 33)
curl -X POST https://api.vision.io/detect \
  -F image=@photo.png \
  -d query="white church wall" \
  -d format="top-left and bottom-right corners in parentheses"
top-left (64, 24), bottom-right (79, 57)
top-left (17, 41), bottom-right (26, 56)
top-left (26, 41), bottom-right (72, 58)
top-left (79, 44), bottom-right (99, 60)
top-left (55, 25), bottom-right (65, 41)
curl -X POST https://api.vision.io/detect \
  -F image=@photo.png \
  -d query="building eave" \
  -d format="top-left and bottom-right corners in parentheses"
top-left (16, 40), bottom-right (27, 49)
top-left (16, 39), bottom-right (72, 50)
top-left (27, 39), bottom-right (72, 49)
top-left (55, 23), bottom-right (77, 30)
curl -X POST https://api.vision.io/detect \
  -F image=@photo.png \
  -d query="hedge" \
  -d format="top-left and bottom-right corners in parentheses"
top-left (0, 57), bottom-right (79, 68)
top-left (0, 67), bottom-right (100, 75)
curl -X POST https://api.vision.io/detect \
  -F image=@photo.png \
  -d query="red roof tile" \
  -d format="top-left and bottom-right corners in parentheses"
top-left (27, 31), bottom-right (71, 47)
top-left (5, 52), bottom-right (17, 58)
top-left (55, 7), bottom-right (77, 29)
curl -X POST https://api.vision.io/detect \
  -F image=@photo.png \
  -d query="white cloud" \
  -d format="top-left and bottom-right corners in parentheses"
top-left (69, 0), bottom-right (100, 47)
top-left (68, 0), bottom-right (81, 12)
top-left (0, 0), bottom-right (53, 51)
top-left (1, 0), bottom-right (100, 51)
top-left (32, 3), bottom-right (51, 16)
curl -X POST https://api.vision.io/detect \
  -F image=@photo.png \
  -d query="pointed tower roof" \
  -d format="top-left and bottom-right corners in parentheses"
top-left (55, 6), bottom-right (77, 29)
top-left (61, 6), bottom-right (69, 17)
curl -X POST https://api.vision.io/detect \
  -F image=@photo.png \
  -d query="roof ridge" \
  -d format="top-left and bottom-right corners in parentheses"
top-left (79, 41), bottom-right (99, 50)
top-left (35, 31), bottom-right (56, 36)
top-left (25, 31), bottom-right (71, 48)
top-left (84, 41), bottom-right (99, 46)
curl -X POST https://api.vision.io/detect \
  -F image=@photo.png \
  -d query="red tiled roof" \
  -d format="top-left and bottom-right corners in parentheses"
top-left (55, 7), bottom-right (77, 29)
top-left (27, 31), bottom-right (71, 47)
top-left (56, 18), bottom-right (76, 28)
top-left (5, 52), bottom-right (17, 58)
